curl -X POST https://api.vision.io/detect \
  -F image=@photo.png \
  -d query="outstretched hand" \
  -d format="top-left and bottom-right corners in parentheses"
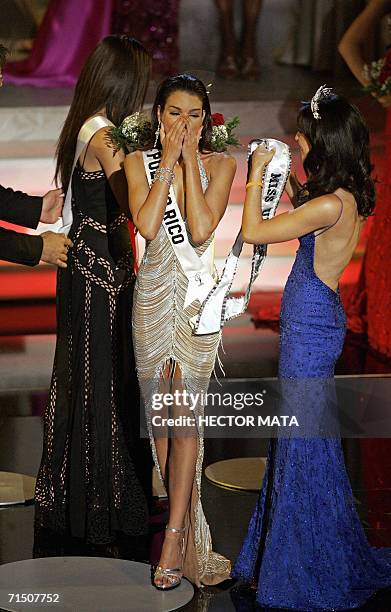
top-left (41, 188), bottom-right (64, 224)
top-left (40, 231), bottom-right (73, 268)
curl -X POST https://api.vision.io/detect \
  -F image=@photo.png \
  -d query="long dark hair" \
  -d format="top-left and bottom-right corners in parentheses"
top-left (149, 73), bottom-right (213, 152)
top-left (297, 93), bottom-right (375, 217)
top-left (56, 35), bottom-right (151, 191)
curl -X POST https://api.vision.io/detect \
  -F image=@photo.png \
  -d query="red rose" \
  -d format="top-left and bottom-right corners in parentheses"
top-left (212, 113), bottom-right (225, 126)
top-left (379, 49), bottom-right (391, 84)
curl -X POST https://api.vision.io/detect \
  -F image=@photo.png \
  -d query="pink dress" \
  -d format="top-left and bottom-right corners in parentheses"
top-left (4, 0), bottom-right (113, 87)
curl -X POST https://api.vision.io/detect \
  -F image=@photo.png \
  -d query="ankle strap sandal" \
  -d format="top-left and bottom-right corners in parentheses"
top-left (152, 526), bottom-right (185, 591)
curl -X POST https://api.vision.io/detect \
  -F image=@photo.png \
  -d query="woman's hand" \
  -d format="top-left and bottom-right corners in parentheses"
top-left (160, 117), bottom-right (186, 168)
top-left (182, 123), bottom-right (202, 163)
top-left (251, 144), bottom-right (276, 170)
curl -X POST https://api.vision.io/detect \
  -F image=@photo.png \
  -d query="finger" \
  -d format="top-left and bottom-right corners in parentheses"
top-left (58, 252), bottom-right (68, 262)
top-left (170, 122), bottom-right (186, 144)
top-left (166, 116), bottom-right (182, 136)
top-left (66, 238), bottom-right (73, 247)
top-left (56, 259), bottom-right (67, 269)
top-left (171, 117), bottom-right (186, 138)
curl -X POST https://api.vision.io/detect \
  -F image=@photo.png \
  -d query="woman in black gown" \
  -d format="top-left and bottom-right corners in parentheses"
top-left (33, 35), bottom-right (153, 559)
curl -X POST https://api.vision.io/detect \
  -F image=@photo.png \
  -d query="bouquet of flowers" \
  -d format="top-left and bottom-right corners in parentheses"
top-left (110, 111), bottom-right (240, 153)
top-left (210, 113), bottom-right (240, 152)
top-left (109, 112), bottom-right (153, 152)
top-left (363, 48), bottom-right (391, 97)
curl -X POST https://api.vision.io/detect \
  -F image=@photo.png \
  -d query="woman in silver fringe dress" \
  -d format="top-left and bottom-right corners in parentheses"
top-left (125, 74), bottom-right (236, 589)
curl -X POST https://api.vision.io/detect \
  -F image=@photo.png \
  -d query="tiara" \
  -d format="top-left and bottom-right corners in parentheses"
top-left (310, 84), bottom-right (333, 120)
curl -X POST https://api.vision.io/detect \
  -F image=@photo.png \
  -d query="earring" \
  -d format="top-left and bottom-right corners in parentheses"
top-left (154, 120), bottom-right (161, 148)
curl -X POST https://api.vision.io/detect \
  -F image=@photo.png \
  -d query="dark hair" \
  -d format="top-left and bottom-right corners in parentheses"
top-left (0, 44), bottom-right (8, 68)
top-left (55, 35), bottom-right (151, 191)
top-left (297, 94), bottom-right (375, 217)
top-left (149, 73), bottom-right (213, 152)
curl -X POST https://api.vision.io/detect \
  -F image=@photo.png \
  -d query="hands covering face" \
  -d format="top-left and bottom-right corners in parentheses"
top-left (160, 116), bottom-right (204, 165)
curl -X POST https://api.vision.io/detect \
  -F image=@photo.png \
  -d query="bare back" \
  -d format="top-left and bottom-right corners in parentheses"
top-left (314, 189), bottom-right (363, 292)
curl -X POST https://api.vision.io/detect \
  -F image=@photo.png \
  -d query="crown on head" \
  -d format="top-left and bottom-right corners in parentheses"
top-left (310, 84), bottom-right (333, 120)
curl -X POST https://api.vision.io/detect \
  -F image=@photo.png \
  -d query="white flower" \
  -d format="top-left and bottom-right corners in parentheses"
top-left (213, 125), bottom-right (228, 138)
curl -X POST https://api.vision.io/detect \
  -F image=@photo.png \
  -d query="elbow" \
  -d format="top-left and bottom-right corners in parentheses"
top-left (338, 35), bottom-right (352, 60)
top-left (136, 220), bottom-right (159, 241)
top-left (189, 223), bottom-right (213, 246)
top-left (140, 228), bottom-right (158, 241)
top-left (242, 224), bottom-right (258, 245)
top-left (242, 231), bottom-right (256, 245)
top-left (191, 230), bottom-right (211, 245)
top-left (337, 39), bottom-right (346, 59)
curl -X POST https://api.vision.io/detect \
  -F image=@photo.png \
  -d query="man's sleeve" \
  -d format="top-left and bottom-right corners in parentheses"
top-left (0, 226), bottom-right (43, 266)
top-left (0, 184), bottom-right (43, 229)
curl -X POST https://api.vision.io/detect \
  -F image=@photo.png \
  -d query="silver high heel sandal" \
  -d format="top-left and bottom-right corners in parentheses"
top-left (153, 526), bottom-right (185, 591)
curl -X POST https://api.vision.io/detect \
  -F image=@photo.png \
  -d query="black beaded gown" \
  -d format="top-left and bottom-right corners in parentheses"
top-left (33, 163), bottom-right (151, 558)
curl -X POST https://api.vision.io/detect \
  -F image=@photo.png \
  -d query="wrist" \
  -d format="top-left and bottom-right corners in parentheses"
top-left (250, 164), bottom-right (266, 180)
top-left (184, 151), bottom-right (198, 165)
top-left (160, 154), bottom-right (176, 169)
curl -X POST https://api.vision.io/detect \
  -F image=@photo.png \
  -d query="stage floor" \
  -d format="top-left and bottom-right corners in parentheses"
top-left (0, 319), bottom-right (390, 611)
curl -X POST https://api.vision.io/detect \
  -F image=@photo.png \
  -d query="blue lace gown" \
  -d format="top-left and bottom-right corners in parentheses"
top-left (232, 232), bottom-right (391, 611)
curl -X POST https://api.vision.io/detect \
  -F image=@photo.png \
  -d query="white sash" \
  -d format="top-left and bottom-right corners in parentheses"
top-left (142, 149), bottom-right (215, 308)
top-left (190, 139), bottom-right (291, 335)
top-left (59, 116), bottom-right (114, 235)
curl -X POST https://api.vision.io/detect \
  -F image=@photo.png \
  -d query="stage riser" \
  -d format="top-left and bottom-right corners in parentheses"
top-left (0, 101), bottom-right (298, 143)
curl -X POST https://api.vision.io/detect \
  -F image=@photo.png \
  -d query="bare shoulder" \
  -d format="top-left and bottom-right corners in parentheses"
top-left (124, 149), bottom-right (144, 169)
top-left (207, 151), bottom-right (237, 174)
top-left (89, 126), bottom-right (118, 154)
top-left (304, 193), bottom-right (343, 223)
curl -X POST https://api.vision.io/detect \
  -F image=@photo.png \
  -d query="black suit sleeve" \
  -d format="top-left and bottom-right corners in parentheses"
top-left (0, 227), bottom-right (43, 266)
top-left (0, 185), bottom-right (44, 266)
top-left (0, 184), bottom-right (43, 229)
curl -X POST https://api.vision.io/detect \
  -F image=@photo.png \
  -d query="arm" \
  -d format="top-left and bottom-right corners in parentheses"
top-left (338, 0), bottom-right (391, 86)
top-left (182, 128), bottom-right (236, 244)
top-left (0, 227), bottom-right (43, 266)
top-left (0, 226), bottom-right (73, 268)
top-left (242, 146), bottom-right (342, 245)
top-left (0, 184), bottom-right (42, 229)
top-left (89, 128), bottom-right (131, 218)
top-left (0, 184), bottom-right (64, 227)
top-left (124, 118), bottom-right (187, 240)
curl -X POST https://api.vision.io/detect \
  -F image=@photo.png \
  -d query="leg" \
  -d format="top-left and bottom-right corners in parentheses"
top-left (153, 361), bottom-right (172, 482)
top-left (214, 0), bottom-right (239, 78)
top-left (154, 364), bottom-right (198, 589)
top-left (241, 0), bottom-right (262, 79)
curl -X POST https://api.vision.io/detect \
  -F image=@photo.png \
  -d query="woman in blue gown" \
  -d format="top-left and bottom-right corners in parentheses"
top-left (232, 88), bottom-right (391, 610)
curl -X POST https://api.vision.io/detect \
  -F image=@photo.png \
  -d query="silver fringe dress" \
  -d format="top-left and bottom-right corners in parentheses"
top-left (132, 156), bottom-right (231, 586)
